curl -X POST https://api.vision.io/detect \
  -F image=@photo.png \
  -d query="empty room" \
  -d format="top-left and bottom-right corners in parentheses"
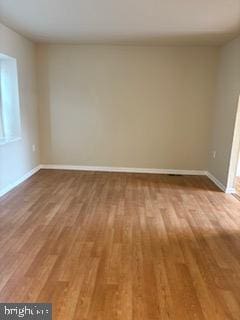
top-left (0, 0), bottom-right (240, 319)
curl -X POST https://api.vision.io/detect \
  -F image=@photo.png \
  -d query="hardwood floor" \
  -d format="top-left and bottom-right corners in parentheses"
top-left (1, 170), bottom-right (240, 319)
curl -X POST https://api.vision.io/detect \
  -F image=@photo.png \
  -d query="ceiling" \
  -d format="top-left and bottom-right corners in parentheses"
top-left (0, 0), bottom-right (240, 45)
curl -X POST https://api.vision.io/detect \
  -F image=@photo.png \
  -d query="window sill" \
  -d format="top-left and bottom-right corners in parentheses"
top-left (0, 137), bottom-right (22, 146)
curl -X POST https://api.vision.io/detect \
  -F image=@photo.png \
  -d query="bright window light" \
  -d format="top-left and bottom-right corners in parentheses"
top-left (0, 53), bottom-right (21, 144)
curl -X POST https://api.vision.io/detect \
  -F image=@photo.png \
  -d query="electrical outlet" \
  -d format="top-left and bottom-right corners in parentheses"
top-left (212, 151), bottom-right (216, 159)
top-left (32, 144), bottom-right (36, 152)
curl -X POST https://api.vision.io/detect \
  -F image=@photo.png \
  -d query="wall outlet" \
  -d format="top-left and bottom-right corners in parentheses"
top-left (212, 150), bottom-right (216, 159)
top-left (32, 144), bottom-right (36, 152)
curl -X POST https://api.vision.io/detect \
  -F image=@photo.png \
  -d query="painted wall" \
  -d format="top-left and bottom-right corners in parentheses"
top-left (0, 23), bottom-right (39, 193)
top-left (237, 154), bottom-right (240, 176)
top-left (208, 36), bottom-right (240, 188)
top-left (37, 44), bottom-right (219, 170)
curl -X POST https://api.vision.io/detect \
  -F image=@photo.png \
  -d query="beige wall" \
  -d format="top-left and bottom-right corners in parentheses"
top-left (37, 44), bottom-right (219, 170)
top-left (0, 23), bottom-right (39, 193)
top-left (208, 36), bottom-right (240, 187)
top-left (0, 22), bottom-right (239, 193)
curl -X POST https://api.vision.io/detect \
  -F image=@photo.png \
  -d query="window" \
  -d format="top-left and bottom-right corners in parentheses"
top-left (0, 53), bottom-right (21, 144)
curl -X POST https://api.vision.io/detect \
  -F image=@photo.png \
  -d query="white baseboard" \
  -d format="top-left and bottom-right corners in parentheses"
top-left (206, 171), bottom-right (236, 194)
top-left (0, 165), bottom-right (41, 198)
top-left (226, 187), bottom-right (236, 194)
top-left (41, 164), bottom-right (206, 176)
top-left (206, 172), bottom-right (226, 192)
top-left (0, 164), bottom-right (235, 198)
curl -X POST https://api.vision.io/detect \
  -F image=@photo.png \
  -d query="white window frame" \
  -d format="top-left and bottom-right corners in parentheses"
top-left (0, 62), bottom-right (4, 139)
top-left (0, 53), bottom-right (21, 145)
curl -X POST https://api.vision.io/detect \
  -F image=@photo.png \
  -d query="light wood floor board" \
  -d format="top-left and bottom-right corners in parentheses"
top-left (1, 169), bottom-right (240, 319)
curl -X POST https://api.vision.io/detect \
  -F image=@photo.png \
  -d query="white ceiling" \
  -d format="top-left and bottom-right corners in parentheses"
top-left (0, 0), bottom-right (240, 45)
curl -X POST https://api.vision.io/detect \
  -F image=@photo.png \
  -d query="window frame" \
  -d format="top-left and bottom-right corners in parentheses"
top-left (0, 61), bottom-right (4, 139)
top-left (0, 53), bottom-right (22, 146)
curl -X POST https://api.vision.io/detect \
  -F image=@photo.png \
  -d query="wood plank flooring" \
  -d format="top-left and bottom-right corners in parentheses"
top-left (1, 169), bottom-right (240, 319)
